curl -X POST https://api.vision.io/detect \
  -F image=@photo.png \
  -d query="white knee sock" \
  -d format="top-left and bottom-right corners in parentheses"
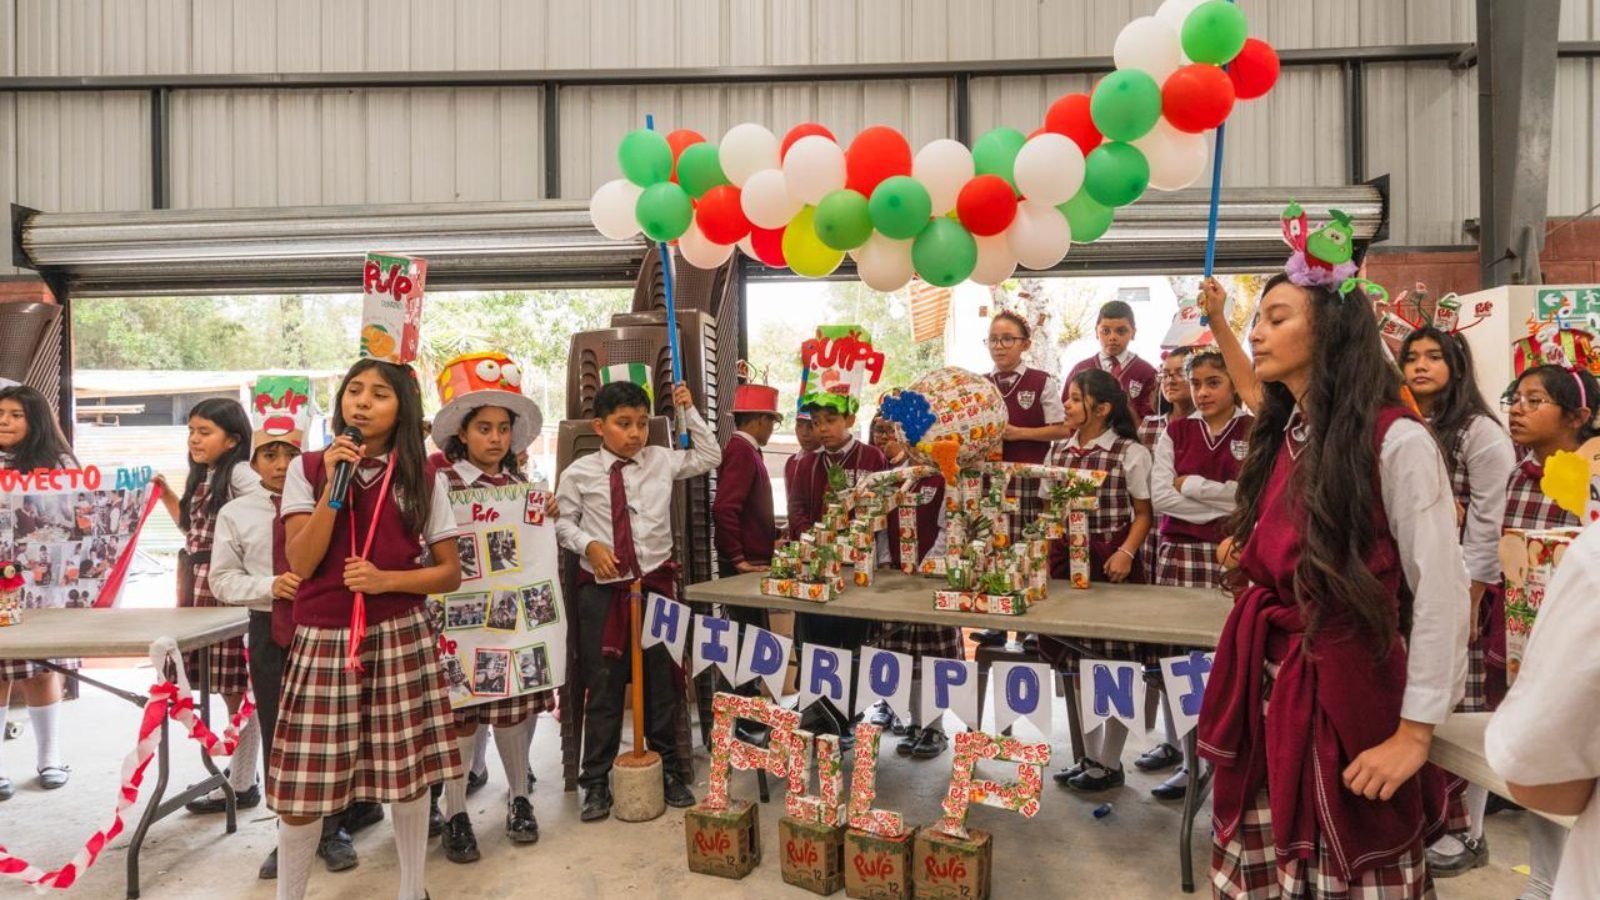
top-left (275, 818), bottom-right (321, 900)
top-left (1465, 783), bottom-right (1488, 841)
top-left (391, 795), bottom-right (429, 900)
top-left (1159, 694), bottom-right (1179, 748)
top-left (0, 704), bottom-right (9, 779)
top-left (229, 713), bottom-right (261, 791)
top-left (1097, 719), bottom-right (1129, 772)
top-left (470, 728), bottom-right (491, 779)
top-left (493, 717), bottom-right (534, 803)
top-left (443, 734), bottom-right (474, 818)
top-left (27, 703), bottom-right (60, 770)
top-left (1526, 815), bottom-right (1568, 897)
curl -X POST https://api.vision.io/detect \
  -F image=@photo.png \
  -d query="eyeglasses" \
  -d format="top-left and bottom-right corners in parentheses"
top-left (985, 336), bottom-right (1023, 348)
top-left (1500, 394), bottom-right (1555, 412)
top-left (1158, 372), bottom-right (1188, 382)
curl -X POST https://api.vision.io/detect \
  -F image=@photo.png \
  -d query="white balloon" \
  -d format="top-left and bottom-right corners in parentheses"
top-left (1013, 133), bottom-right (1086, 206)
top-left (678, 221), bottom-right (736, 269)
top-left (1008, 201), bottom-right (1073, 270)
top-left (1155, 0), bottom-right (1207, 34)
top-left (589, 178), bottom-right (644, 240)
top-left (719, 123), bottom-right (780, 187)
top-left (1113, 16), bottom-right (1183, 82)
top-left (740, 168), bottom-right (803, 229)
top-left (1135, 119), bottom-right (1210, 191)
top-left (737, 234), bottom-right (758, 259)
top-left (913, 139), bottom-right (976, 215)
top-left (970, 234), bottom-right (1019, 286)
top-left (783, 135), bottom-right (847, 205)
top-left (854, 232), bottom-right (915, 292)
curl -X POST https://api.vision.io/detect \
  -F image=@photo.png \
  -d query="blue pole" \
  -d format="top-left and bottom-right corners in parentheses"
top-left (646, 113), bottom-right (690, 448)
top-left (1203, 121), bottom-right (1226, 280)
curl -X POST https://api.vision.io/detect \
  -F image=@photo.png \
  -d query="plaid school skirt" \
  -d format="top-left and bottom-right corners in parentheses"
top-left (267, 607), bottom-right (463, 818)
top-left (1211, 789), bottom-right (1436, 900)
top-left (0, 658), bottom-right (80, 681)
top-left (179, 556), bottom-right (250, 696)
top-left (453, 689), bottom-right (557, 729)
top-left (1156, 539), bottom-right (1226, 590)
top-left (870, 622), bottom-right (965, 661)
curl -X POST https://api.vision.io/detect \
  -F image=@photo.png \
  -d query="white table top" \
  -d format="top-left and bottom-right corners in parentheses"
top-left (1431, 712), bottom-right (1575, 828)
top-left (0, 607), bottom-right (250, 659)
top-left (686, 572), bottom-right (1231, 648)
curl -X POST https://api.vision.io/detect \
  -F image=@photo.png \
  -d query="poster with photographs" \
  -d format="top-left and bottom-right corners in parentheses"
top-left (0, 464), bottom-right (158, 612)
top-left (429, 483), bottom-right (567, 709)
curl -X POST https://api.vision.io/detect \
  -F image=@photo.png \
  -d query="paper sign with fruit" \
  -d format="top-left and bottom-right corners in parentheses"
top-left (798, 325), bottom-right (884, 416)
top-left (361, 252), bottom-right (428, 365)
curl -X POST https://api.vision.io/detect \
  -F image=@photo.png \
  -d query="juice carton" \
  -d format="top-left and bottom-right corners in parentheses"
top-left (361, 252), bottom-right (428, 364)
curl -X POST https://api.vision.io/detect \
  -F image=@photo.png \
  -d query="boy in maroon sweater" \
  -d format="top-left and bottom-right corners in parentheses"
top-left (1066, 300), bottom-right (1159, 421)
top-left (714, 383), bottom-right (783, 577)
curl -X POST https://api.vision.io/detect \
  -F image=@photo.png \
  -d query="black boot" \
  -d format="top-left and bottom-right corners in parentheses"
top-left (442, 812), bottom-right (481, 863)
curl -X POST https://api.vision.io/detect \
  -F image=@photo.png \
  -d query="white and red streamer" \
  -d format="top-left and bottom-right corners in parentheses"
top-left (0, 637), bottom-right (255, 891)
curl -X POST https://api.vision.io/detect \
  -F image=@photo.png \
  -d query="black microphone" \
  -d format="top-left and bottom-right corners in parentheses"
top-left (326, 426), bottom-right (366, 511)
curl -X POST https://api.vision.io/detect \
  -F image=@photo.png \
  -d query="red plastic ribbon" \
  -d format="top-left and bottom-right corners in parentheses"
top-left (344, 454), bottom-right (397, 673)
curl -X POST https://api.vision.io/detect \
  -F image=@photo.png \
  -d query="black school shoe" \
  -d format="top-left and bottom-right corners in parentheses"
top-left (1067, 761), bottom-right (1126, 793)
top-left (442, 813), bottom-right (481, 863)
top-left (257, 848), bottom-right (278, 880)
top-left (581, 784), bottom-right (613, 822)
top-left (1052, 758), bottom-right (1091, 786)
top-left (317, 829), bottom-right (359, 872)
top-left (1135, 742), bottom-right (1182, 773)
top-left (466, 768), bottom-right (489, 796)
top-left (664, 773), bottom-right (696, 808)
top-left (429, 791), bottom-right (445, 837)
top-left (186, 783), bottom-right (260, 814)
top-left (895, 725), bottom-right (922, 756)
top-left (1425, 834), bottom-right (1489, 877)
top-left (342, 801), bottom-right (385, 834)
top-left (971, 629), bottom-right (1008, 647)
top-left (507, 796), bottom-right (540, 844)
top-left (910, 728), bottom-right (948, 760)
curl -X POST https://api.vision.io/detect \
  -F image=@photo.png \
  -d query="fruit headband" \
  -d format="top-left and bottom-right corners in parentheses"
top-left (1281, 200), bottom-right (1357, 289)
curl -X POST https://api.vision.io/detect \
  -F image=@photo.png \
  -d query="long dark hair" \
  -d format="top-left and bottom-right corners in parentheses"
top-left (442, 405), bottom-right (525, 480)
top-left (333, 359), bottom-right (433, 538)
top-left (1229, 272), bottom-right (1412, 655)
top-left (1070, 369), bottom-right (1139, 441)
top-left (180, 398), bottom-right (252, 531)
top-left (0, 385), bottom-right (77, 471)
top-left (1514, 364), bottom-right (1600, 444)
top-left (1399, 327), bottom-right (1498, 475)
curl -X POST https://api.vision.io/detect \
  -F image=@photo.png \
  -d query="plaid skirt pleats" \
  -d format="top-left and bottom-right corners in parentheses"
top-left (870, 621), bottom-right (965, 661)
top-left (267, 606), bottom-right (463, 817)
top-left (1156, 539), bottom-right (1226, 590)
top-left (180, 558), bottom-right (250, 696)
top-left (1210, 789), bottom-right (1435, 900)
top-left (0, 658), bottom-right (80, 680)
top-left (453, 689), bottom-right (557, 729)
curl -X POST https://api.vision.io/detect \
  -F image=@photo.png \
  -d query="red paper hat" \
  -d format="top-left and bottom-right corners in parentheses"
top-left (433, 351), bottom-right (544, 453)
top-left (733, 384), bottom-right (783, 420)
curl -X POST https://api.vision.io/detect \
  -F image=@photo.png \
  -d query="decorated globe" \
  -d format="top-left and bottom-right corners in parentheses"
top-left (880, 367), bottom-right (1007, 475)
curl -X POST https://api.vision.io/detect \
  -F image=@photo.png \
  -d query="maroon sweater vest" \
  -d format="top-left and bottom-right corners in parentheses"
top-left (1160, 414), bottom-right (1253, 544)
top-left (987, 368), bottom-right (1052, 465)
top-left (1067, 353), bottom-right (1159, 421)
top-left (714, 435), bottom-right (776, 566)
top-left (786, 442), bottom-right (889, 539)
top-left (291, 453), bottom-right (431, 629)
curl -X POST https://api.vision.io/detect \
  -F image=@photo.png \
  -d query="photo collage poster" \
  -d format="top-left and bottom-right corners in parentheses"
top-left (427, 483), bottom-right (567, 708)
top-left (0, 464), bottom-right (158, 611)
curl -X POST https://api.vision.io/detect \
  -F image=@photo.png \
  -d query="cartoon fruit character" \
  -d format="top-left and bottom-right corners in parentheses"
top-left (1305, 209), bottom-right (1354, 268)
top-left (361, 323), bottom-right (397, 359)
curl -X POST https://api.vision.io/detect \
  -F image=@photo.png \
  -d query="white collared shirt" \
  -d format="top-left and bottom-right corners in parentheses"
top-left (555, 406), bottom-right (720, 582)
top-left (1486, 523), bottom-right (1600, 900)
top-left (1377, 418), bottom-right (1470, 724)
top-left (1100, 349), bottom-right (1135, 370)
top-left (280, 452), bottom-right (460, 546)
top-left (994, 365), bottom-right (1067, 425)
top-left (1052, 428), bottom-right (1152, 500)
top-left (208, 488), bottom-right (280, 612)
top-left (1455, 415), bottom-right (1517, 585)
top-left (1151, 408), bottom-right (1250, 524)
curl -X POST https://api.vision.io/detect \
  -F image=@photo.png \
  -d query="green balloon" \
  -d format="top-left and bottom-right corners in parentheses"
top-left (676, 142), bottom-right (728, 198)
top-left (618, 129), bottom-right (673, 187)
top-left (813, 189), bottom-right (874, 251)
top-left (1083, 143), bottom-right (1150, 208)
top-left (868, 176), bottom-right (933, 240)
top-left (912, 217), bottom-right (978, 287)
top-left (1181, 0), bottom-right (1249, 65)
top-left (1089, 70), bottom-right (1163, 143)
top-left (972, 128), bottom-right (1027, 190)
top-left (1058, 190), bottom-right (1115, 243)
top-left (635, 182), bottom-right (693, 241)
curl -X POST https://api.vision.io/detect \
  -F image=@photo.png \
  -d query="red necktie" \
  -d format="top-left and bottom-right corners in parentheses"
top-left (1107, 356), bottom-right (1124, 379)
top-left (609, 458), bottom-right (641, 578)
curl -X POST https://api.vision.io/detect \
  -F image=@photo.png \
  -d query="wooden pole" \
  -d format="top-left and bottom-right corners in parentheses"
top-left (629, 578), bottom-right (645, 757)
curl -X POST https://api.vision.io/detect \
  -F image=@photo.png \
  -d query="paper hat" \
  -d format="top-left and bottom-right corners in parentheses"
top-left (1511, 315), bottom-right (1600, 378)
top-left (733, 384), bottom-right (783, 420)
top-left (432, 351), bottom-right (543, 453)
top-left (798, 324), bottom-right (886, 416)
top-left (250, 375), bottom-right (313, 452)
top-left (1281, 200), bottom-right (1357, 289)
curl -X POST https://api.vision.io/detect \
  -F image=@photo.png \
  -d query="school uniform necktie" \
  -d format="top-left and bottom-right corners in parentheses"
top-left (1106, 356), bottom-right (1124, 379)
top-left (609, 458), bottom-right (640, 578)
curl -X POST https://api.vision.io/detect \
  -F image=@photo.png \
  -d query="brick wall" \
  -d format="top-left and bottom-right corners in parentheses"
top-left (1365, 218), bottom-right (1600, 295)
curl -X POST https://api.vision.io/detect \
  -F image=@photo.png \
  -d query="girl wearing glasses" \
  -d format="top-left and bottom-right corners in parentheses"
top-left (1397, 327), bottom-right (1516, 877)
top-left (1496, 362), bottom-right (1597, 900)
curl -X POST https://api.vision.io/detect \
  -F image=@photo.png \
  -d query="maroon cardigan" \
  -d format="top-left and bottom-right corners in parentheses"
top-left (714, 433), bottom-right (776, 567)
top-left (1066, 353), bottom-right (1159, 421)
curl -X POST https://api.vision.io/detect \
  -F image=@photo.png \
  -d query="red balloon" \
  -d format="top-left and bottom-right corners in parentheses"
top-left (1228, 38), bottom-right (1280, 101)
top-left (1044, 93), bottom-right (1103, 155)
top-left (845, 126), bottom-right (912, 196)
top-left (666, 129), bottom-right (706, 181)
top-left (1162, 64), bottom-right (1237, 134)
top-left (956, 175), bottom-right (1019, 237)
top-left (781, 123), bottom-right (838, 159)
top-left (1028, 127), bottom-right (1046, 139)
top-left (695, 185), bottom-right (750, 245)
top-left (749, 225), bottom-right (786, 268)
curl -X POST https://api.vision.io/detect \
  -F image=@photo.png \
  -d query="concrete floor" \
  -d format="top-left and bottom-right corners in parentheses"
top-left (0, 667), bottom-right (1534, 899)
